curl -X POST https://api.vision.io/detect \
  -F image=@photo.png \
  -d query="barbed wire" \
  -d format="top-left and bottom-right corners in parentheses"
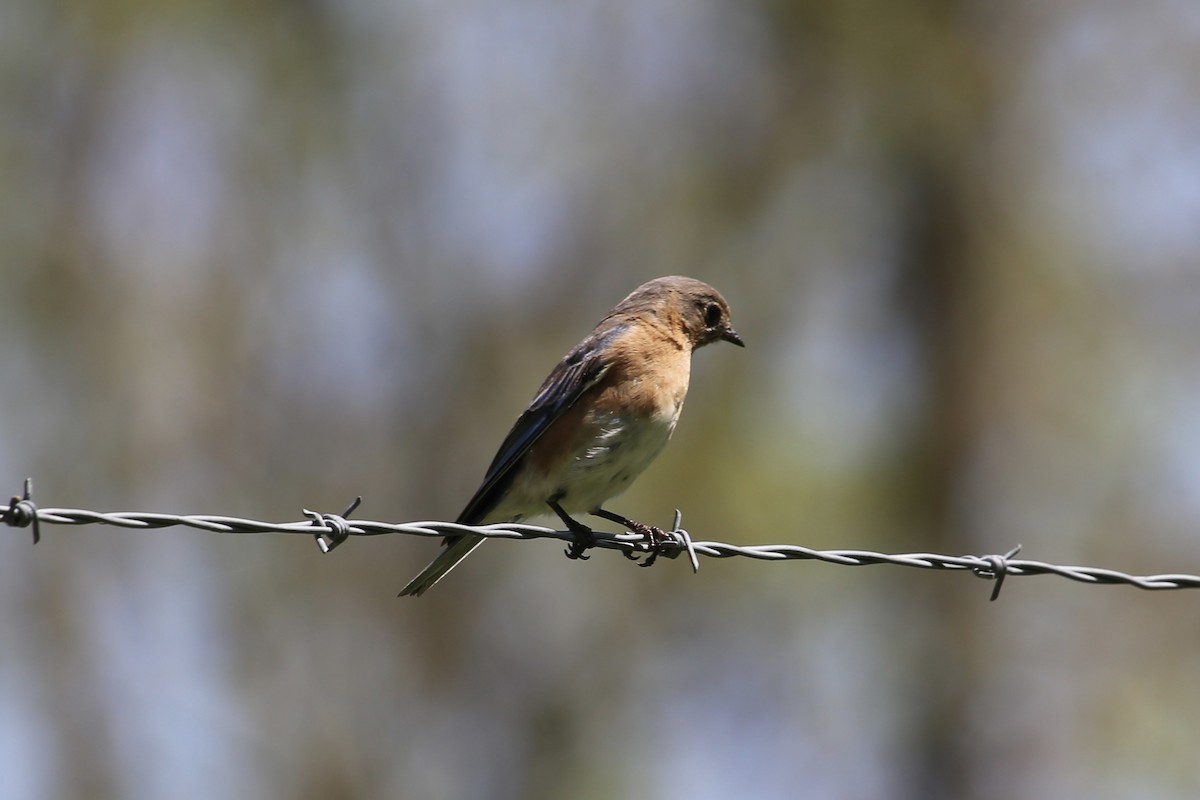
top-left (4, 478), bottom-right (1199, 600)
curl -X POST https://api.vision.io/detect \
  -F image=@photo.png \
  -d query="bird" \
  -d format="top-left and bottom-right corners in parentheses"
top-left (399, 275), bottom-right (743, 596)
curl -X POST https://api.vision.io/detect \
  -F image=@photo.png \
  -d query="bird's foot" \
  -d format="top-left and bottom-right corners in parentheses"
top-left (618, 519), bottom-right (673, 568)
top-left (563, 521), bottom-right (597, 561)
top-left (549, 499), bottom-right (598, 560)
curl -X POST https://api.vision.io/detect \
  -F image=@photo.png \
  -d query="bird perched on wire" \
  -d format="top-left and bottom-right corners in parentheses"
top-left (399, 275), bottom-right (743, 596)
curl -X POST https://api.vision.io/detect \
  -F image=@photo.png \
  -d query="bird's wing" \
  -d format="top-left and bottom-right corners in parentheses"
top-left (456, 330), bottom-right (618, 525)
top-left (398, 325), bottom-right (622, 597)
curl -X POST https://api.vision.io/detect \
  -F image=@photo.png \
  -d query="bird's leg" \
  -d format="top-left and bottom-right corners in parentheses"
top-left (591, 508), bottom-right (672, 567)
top-left (549, 499), bottom-right (596, 560)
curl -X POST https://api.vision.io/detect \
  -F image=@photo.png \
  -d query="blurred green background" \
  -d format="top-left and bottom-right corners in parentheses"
top-left (3, 1), bottom-right (1200, 798)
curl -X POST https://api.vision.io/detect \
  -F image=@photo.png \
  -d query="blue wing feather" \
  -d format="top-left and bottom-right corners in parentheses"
top-left (455, 325), bottom-right (623, 524)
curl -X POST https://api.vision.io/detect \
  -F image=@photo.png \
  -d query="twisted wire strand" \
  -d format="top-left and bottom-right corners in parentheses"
top-left (3, 483), bottom-right (1199, 597)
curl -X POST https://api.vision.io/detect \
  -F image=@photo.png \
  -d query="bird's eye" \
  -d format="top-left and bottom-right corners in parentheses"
top-left (703, 302), bottom-right (723, 328)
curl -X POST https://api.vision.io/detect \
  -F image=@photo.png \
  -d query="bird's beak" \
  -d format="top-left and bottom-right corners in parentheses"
top-left (721, 326), bottom-right (745, 347)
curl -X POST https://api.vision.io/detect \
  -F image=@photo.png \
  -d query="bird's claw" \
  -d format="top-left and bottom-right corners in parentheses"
top-left (564, 527), bottom-right (597, 560)
top-left (616, 519), bottom-right (674, 568)
top-left (638, 525), bottom-right (675, 568)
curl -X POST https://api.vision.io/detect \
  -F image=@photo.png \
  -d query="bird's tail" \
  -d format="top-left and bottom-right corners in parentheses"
top-left (398, 534), bottom-right (486, 597)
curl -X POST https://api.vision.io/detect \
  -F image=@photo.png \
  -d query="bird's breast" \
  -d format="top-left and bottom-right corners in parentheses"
top-left (487, 401), bottom-right (680, 522)
top-left (501, 333), bottom-right (695, 518)
top-left (546, 403), bottom-right (677, 513)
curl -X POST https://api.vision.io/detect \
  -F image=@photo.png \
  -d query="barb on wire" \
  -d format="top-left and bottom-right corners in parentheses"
top-left (3, 479), bottom-right (1199, 599)
top-left (303, 496), bottom-right (362, 553)
top-left (4, 478), bottom-right (41, 545)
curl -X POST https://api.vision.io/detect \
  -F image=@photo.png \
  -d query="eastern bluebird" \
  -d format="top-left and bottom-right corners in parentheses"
top-left (399, 276), bottom-right (742, 596)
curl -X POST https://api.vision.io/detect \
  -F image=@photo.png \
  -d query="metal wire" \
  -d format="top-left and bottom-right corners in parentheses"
top-left (4, 478), bottom-right (1199, 600)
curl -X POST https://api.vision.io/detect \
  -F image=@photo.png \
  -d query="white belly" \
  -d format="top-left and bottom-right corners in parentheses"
top-left (556, 406), bottom-right (679, 513)
top-left (483, 401), bottom-right (683, 523)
